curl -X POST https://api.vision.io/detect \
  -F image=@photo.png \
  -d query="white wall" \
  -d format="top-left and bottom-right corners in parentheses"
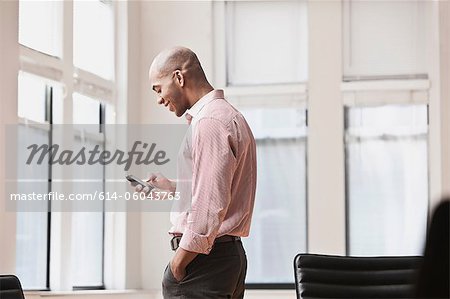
top-left (0, 0), bottom-right (19, 275)
top-left (307, 0), bottom-right (346, 254)
top-left (439, 0), bottom-right (450, 198)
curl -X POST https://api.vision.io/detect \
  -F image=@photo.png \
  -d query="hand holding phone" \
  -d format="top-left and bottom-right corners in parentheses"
top-left (126, 174), bottom-right (154, 193)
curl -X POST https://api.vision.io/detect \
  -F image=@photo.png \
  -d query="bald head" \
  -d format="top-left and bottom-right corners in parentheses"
top-left (148, 47), bottom-right (214, 117)
top-left (149, 46), bottom-right (208, 84)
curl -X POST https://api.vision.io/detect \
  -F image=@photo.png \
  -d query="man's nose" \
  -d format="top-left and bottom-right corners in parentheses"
top-left (157, 97), bottom-right (165, 105)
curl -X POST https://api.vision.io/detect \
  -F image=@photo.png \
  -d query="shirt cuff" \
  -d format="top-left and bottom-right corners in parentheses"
top-left (179, 229), bottom-right (215, 254)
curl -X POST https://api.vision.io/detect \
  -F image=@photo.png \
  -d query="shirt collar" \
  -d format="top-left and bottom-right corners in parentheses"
top-left (185, 89), bottom-right (224, 119)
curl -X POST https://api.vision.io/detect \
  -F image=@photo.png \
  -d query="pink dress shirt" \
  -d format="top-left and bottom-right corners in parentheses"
top-left (169, 89), bottom-right (257, 254)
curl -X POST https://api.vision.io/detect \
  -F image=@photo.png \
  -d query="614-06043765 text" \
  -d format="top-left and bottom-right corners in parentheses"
top-left (9, 191), bottom-right (181, 201)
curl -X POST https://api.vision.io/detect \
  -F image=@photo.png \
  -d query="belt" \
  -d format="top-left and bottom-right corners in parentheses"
top-left (170, 235), bottom-right (241, 251)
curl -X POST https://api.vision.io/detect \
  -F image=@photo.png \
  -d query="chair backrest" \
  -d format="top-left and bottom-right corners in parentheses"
top-left (294, 253), bottom-right (422, 299)
top-left (416, 200), bottom-right (450, 298)
top-left (0, 275), bottom-right (25, 299)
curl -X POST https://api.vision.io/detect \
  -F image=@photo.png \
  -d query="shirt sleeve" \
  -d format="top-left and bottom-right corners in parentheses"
top-left (178, 118), bottom-right (237, 254)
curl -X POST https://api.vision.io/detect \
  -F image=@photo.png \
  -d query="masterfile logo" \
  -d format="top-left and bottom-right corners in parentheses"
top-left (26, 141), bottom-right (170, 171)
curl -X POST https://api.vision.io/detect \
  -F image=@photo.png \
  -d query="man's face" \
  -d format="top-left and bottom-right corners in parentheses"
top-left (150, 71), bottom-right (188, 117)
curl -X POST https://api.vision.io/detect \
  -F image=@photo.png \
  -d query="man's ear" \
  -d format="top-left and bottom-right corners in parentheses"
top-left (173, 70), bottom-right (184, 87)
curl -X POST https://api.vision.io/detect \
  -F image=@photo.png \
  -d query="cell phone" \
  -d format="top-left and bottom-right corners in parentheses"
top-left (126, 174), bottom-right (154, 191)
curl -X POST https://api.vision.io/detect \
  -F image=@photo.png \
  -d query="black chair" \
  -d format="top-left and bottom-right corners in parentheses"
top-left (294, 253), bottom-right (422, 299)
top-left (415, 200), bottom-right (450, 298)
top-left (0, 275), bottom-right (25, 299)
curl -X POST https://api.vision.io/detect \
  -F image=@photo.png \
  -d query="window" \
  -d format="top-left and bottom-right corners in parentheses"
top-left (18, 72), bottom-right (50, 123)
top-left (18, 0), bottom-right (62, 57)
top-left (71, 94), bottom-right (105, 288)
top-left (241, 106), bottom-right (307, 284)
top-left (16, 72), bottom-right (63, 290)
top-left (225, 1), bottom-right (308, 85)
top-left (345, 105), bottom-right (429, 256)
top-left (16, 0), bottom-right (116, 290)
top-left (343, 0), bottom-right (427, 79)
top-left (73, 0), bottom-right (114, 79)
top-left (342, 0), bottom-right (431, 257)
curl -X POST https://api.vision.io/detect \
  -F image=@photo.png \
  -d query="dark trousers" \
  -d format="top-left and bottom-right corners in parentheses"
top-left (162, 240), bottom-right (247, 299)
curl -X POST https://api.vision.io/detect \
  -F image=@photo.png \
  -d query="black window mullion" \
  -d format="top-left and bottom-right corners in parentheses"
top-left (45, 85), bottom-right (53, 290)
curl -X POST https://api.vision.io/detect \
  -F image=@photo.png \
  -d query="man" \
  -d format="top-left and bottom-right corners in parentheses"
top-left (139, 47), bottom-right (257, 298)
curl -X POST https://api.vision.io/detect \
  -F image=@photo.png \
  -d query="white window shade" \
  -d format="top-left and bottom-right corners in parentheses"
top-left (18, 73), bottom-right (48, 123)
top-left (226, 1), bottom-right (308, 86)
top-left (74, 0), bottom-right (114, 80)
top-left (16, 72), bottom-right (60, 290)
top-left (73, 93), bottom-right (101, 125)
top-left (240, 107), bottom-right (307, 283)
top-left (16, 126), bottom-right (50, 290)
top-left (240, 107), bottom-right (307, 139)
top-left (343, 1), bottom-right (427, 79)
top-left (72, 211), bottom-right (104, 287)
top-left (72, 94), bottom-right (104, 288)
top-left (346, 105), bottom-right (428, 256)
top-left (19, 0), bottom-right (62, 57)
